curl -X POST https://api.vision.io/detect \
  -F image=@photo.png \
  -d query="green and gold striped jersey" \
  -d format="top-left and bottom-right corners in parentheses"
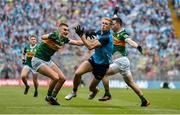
top-left (24, 44), bottom-right (38, 67)
top-left (35, 31), bottom-right (70, 61)
top-left (112, 29), bottom-right (130, 56)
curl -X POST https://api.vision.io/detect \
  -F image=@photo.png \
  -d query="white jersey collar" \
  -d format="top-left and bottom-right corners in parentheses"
top-left (30, 44), bottom-right (37, 49)
top-left (117, 28), bottom-right (125, 34)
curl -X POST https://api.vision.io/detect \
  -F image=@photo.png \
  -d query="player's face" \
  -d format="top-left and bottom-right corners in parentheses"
top-left (29, 37), bottom-right (37, 46)
top-left (112, 20), bottom-right (121, 32)
top-left (60, 26), bottom-right (69, 37)
top-left (101, 19), bottom-right (111, 31)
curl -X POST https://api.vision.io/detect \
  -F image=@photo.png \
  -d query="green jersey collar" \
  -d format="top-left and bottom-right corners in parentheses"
top-left (30, 44), bottom-right (37, 49)
top-left (116, 28), bottom-right (125, 34)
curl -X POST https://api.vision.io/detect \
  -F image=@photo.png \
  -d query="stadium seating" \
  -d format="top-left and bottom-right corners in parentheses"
top-left (0, 0), bottom-right (179, 82)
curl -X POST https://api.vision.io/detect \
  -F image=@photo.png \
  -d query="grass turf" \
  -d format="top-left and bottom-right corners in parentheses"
top-left (0, 86), bottom-right (180, 114)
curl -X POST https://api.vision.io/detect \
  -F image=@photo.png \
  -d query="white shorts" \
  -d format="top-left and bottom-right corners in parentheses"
top-left (110, 57), bottom-right (131, 75)
top-left (31, 57), bottom-right (55, 71)
top-left (23, 65), bottom-right (38, 74)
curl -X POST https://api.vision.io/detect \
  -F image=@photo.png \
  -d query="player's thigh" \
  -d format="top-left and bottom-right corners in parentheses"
top-left (116, 57), bottom-right (131, 74)
top-left (21, 66), bottom-right (30, 77)
top-left (75, 60), bottom-right (93, 75)
top-left (51, 63), bottom-right (65, 80)
top-left (108, 57), bottom-right (131, 77)
top-left (37, 64), bottom-right (58, 80)
top-left (106, 63), bottom-right (119, 76)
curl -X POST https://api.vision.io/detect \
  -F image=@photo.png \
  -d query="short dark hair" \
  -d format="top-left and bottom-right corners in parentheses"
top-left (29, 35), bottom-right (37, 39)
top-left (112, 17), bottom-right (123, 26)
top-left (59, 23), bottom-right (68, 27)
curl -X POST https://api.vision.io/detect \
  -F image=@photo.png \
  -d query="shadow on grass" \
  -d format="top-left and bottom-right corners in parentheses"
top-left (62, 104), bottom-right (137, 109)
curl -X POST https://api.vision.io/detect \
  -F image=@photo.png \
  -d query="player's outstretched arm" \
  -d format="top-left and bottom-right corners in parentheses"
top-left (41, 34), bottom-right (50, 39)
top-left (126, 38), bottom-right (138, 48)
top-left (69, 39), bottom-right (84, 46)
top-left (74, 25), bottom-right (101, 50)
top-left (21, 48), bottom-right (26, 64)
top-left (80, 35), bottom-right (101, 50)
top-left (126, 39), bottom-right (143, 54)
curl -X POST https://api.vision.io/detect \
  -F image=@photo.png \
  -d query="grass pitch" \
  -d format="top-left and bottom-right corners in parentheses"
top-left (0, 86), bottom-right (180, 114)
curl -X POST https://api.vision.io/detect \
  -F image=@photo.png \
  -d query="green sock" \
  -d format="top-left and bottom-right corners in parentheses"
top-left (73, 88), bottom-right (77, 93)
top-left (35, 88), bottom-right (38, 92)
top-left (139, 95), bottom-right (146, 102)
top-left (105, 90), bottom-right (111, 96)
top-left (52, 91), bottom-right (58, 98)
top-left (47, 90), bottom-right (52, 96)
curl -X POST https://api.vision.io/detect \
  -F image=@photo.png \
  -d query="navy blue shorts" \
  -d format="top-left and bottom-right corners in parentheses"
top-left (88, 57), bottom-right (109, 80)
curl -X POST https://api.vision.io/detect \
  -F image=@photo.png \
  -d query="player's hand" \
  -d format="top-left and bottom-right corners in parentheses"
top-left (85, 30), bottom-right (96, 39)
top-left (113, 6), bottom-right (119, 17)
top-left (137, 45), bottom-right (143, 54)
top-left (22, 59), bottom-right (26, 65)
top-left (74, 25), bottom-right (84, 37)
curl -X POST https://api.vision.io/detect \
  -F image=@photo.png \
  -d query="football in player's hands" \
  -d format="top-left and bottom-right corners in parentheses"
top-left (74, 25), bottom-right (84, 37)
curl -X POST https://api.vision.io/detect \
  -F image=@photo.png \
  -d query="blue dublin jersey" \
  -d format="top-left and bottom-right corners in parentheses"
top-left (92, 30), bottom-right (113, 65)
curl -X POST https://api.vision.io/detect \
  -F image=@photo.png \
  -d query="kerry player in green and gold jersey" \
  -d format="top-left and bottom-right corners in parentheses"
top-left (31, 23), bottom-right (83, 105)
top-left (21, 35), bottom-right (39, 97)
top-left (99, 17), bottom-right (150, 107)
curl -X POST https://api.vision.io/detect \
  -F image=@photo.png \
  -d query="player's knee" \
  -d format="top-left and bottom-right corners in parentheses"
top-left (59, 77), bottom-right (66, 83)
top-left (32, 77), bottom-right (36, 82)
top-left (52, 73), bottom-right (59, 81)
top-left (33, 75), bottom-right (37, 80)
top-left (54, 77), bottom-right (59, 82)
top-left (75, 70), bottom-right (83, 77)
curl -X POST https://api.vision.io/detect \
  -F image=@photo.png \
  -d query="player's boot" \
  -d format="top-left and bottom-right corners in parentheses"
top-left (88, 89), bottom-right (99, 100)
top-left (33, 90), bottom-right (38, 97)
top-left (98, 94), bottom-right (112, 101)
top-left (24, 85), bottom-right (30, 95)
top-left (45, 96), bottom-right (60, 105)
top-left (45, 96), bottom-right (49, 102)
top-left (65, 92), bottom-right (77, 100)
top-left (141, 100), bottom-right (150, 107)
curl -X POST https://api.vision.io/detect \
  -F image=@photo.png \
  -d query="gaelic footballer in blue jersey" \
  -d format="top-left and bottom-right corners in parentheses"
top-left (65, 18), bottom-right (113, 100)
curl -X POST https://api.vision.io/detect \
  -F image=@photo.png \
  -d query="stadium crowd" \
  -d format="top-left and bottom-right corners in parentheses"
top-left (173, 0), bottom-right (180, 19)
top-left (0, 0), bottom-right (179, 82)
